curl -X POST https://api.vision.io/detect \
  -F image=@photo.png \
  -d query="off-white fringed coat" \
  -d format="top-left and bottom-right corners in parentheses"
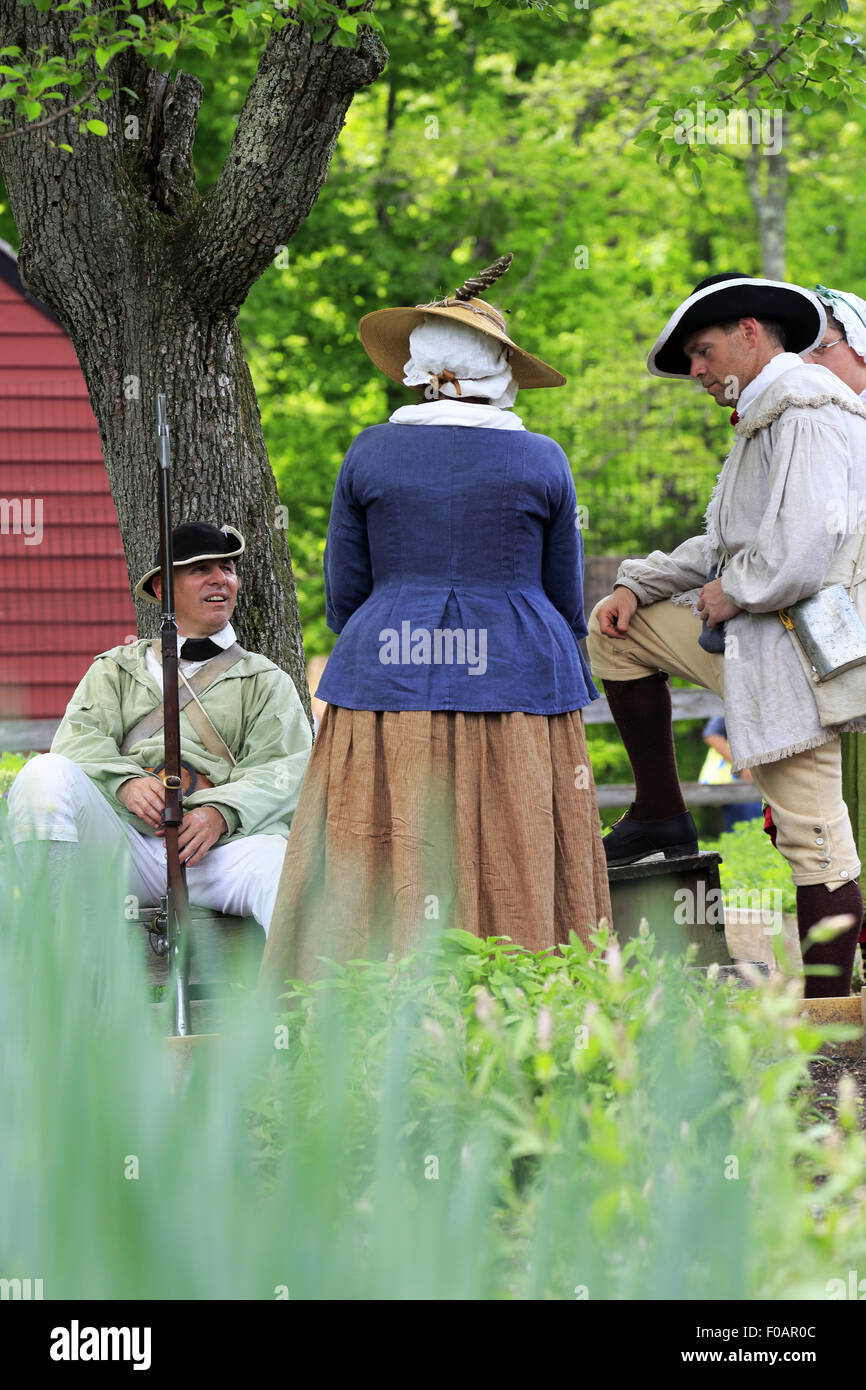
top-left (615, 359), bottom-right (866, 773)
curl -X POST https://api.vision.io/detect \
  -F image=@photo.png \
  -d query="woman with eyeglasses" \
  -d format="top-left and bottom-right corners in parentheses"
top-left (800, 286), bottom-right (866, 974)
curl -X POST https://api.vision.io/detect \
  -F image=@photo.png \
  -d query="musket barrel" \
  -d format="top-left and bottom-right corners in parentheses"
top-left (155, 392), bottom-right (192, 1037)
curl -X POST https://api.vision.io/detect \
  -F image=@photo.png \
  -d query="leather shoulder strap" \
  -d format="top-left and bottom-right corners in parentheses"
top-left (119, 642), bottom-right (247, 756)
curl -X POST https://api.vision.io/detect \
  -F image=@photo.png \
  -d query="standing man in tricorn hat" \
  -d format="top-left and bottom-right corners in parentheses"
top-left (8, 522), bottom-right (312, 934)
top-left (587, 273), bottom-right (866, 998)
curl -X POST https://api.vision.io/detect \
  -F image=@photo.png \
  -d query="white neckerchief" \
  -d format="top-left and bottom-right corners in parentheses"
top-left (736, 352), bottom-right (803, 418)
top-left (389, 400), bottom-right (525, 430)
top-left (144, 621), bottom-right (235, 694)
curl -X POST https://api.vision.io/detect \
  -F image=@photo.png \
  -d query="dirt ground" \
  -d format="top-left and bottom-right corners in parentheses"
top-left (725, 914), bottom-right (866, 1131)
top-left (805, 1054), bottom-right (866, 1131)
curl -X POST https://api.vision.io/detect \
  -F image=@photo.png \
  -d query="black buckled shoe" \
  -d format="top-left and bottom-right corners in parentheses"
top-left (602, 804), bottom-right (699, 868)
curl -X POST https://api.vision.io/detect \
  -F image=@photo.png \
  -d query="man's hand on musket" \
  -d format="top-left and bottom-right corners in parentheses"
top-left (117, 775), bottom-right (166, 830)
top-left (157, 805), bottom-right (228, 867)
top-left (697, 578), bottom-right (742, 628)
top-left (597, 585), bottom-right (639, 639)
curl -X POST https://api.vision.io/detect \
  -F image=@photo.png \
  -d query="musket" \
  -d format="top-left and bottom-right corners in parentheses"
top-left (156, 394), bottom-right (192, 1037)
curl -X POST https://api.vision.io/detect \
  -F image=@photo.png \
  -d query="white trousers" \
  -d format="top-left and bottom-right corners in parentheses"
top-left (7, 753), bottom-right (286, 933)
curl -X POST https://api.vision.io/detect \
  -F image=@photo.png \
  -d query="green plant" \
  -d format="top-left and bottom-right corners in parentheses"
top-left (705, 817), bottom-right (798, 917)
top-left (1, 831), bottom-right (863, 1300)
top-left (0, 751), bottom-right (35, 803)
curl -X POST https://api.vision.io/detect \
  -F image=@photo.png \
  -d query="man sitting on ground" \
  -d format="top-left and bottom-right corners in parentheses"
top-left (8, 522), bottom-right (312, 934)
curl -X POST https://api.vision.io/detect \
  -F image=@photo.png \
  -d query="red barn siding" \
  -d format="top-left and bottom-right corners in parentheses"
top-left (0, 258), bottom-right (135, 731)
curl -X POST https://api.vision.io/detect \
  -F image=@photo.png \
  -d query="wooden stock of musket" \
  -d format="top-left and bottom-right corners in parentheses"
top-left (157, 394), bottom-right (192, 1037)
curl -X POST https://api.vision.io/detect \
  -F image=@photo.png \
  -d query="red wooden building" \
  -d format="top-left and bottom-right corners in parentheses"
top-left (0, 236), bottom-right (135, 748)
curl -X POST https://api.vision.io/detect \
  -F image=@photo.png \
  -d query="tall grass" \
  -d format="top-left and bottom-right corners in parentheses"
top-left (1, 823), bottom-right (864, 1300)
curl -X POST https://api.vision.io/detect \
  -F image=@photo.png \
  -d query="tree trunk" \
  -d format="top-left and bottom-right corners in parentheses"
top-left (746, 125), bottom-right (788, 280)
top-left (0, 2), bottom-right (387, 717)
top-left (745, 1), bottom-right (789, 280)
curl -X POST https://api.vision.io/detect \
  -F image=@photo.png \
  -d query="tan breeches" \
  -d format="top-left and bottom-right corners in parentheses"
top-left (586, 597), bottom-right (860, 890)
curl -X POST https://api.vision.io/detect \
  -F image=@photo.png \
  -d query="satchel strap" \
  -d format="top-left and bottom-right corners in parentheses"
top-left (119, 641), bottom-right (246, 761)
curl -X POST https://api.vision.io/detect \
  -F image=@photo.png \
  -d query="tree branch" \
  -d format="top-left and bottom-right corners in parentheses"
top-left (0, 81), bottom-right (100, 141)
top-left (728, 9), bottom-right (813, 99)
top-left (175, 15), bottom-right (388, 314)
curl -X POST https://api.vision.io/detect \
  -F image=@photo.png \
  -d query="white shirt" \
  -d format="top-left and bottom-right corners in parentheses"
top-left (144, 621), bottom-right (236, 694)
top-left (736, 351), bottom-right (804, 418)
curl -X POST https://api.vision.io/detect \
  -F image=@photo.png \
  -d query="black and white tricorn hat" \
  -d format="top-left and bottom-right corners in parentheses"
top-left (135, 522), bottom-right (245, 605)
top-left (647, 272), bottom-right (826, 378)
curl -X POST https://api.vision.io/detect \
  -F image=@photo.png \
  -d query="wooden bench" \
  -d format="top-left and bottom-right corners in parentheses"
top-left (127, 906), bottom-right (265, 1029)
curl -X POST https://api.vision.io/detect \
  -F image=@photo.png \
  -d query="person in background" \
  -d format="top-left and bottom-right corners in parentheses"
top-left (799, 284), bottom-right (866, 973)
top-left (700, 715), bottom-right (763, 834)
top-left (259, 253), bottom-right (611, 993)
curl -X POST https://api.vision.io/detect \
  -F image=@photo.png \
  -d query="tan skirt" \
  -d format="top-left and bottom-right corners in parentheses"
top-left (258, 705), bottom-right (613, 992)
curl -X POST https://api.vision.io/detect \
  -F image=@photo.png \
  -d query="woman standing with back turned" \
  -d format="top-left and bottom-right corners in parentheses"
top-left (259, 253), bottom-right (611, 991)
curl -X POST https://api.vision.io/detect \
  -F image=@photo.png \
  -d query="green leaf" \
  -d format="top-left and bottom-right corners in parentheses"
top-left (97, 86), bottom-right (113, 100)
top-left (94, 46), bottom-right (111, 69)
top-left (692, 164), bottom-right (703, 189)
top-left (86, 118), bottom-right (108, 136)
top-left (21, 99), bottom-right (42, 121)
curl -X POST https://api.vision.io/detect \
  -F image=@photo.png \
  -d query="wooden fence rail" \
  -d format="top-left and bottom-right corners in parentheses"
top-left (1, 685), bottom-right (755, 812)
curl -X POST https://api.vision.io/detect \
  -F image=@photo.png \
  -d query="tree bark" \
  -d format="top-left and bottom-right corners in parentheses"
top-left (744, 1), bottom-right (790, 281)
top-left (0, 2), bottom-right (387, 717)
top-left (746, 123), bottom-right (788, 280)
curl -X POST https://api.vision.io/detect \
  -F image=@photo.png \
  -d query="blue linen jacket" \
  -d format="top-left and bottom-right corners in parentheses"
top-left (315, 422), bottom-right (599, 715)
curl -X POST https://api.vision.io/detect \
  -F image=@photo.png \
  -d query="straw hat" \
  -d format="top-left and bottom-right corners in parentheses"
top-left (358, 253), bottom-right (566, 389)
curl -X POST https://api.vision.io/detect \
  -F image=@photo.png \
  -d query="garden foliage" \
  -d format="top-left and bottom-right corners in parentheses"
top-left (1, 832), bottom-right (863, 1300)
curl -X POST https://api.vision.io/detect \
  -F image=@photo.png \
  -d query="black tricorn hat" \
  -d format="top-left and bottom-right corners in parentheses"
top-left (647, 272), bottom-right (825, 378)
top-left (134, 522), bottom-right (245, 605)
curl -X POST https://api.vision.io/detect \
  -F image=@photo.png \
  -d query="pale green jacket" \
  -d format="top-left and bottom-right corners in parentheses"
top-left (51, 639), bottom-right (312, 841)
